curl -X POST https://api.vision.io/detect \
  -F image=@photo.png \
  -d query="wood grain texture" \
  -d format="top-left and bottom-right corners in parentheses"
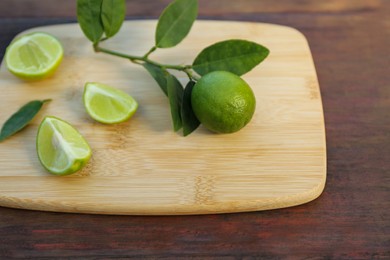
top-left (0, 20), bottom-right (326, 215)
top-left (0, 0), bottom-right (389, 259)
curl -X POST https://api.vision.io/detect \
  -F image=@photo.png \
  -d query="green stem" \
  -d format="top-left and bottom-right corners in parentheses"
top-left (183, 68), bottom-right (200, 81)
top-left (143, 46), bottom-right (157, 59)
top-left (41, 99), bottom-right (52, 104)
top-left (94, 44), bottom-right (143, 62)
top-left (93, 43), bottom-right (198, 81)
top-left (143, 58), bottom-right (191, 71)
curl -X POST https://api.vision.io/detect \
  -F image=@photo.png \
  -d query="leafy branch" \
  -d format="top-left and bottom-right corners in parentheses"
top-left (77, 0), bottom-right (269, 136)
top-left (92, 44), bottom-right (196, 80)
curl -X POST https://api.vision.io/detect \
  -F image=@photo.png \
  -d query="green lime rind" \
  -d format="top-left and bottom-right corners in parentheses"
top-left (5, 32), bottom-right (64, 80)
top-left (36, 116), bottom-right (91, 176)
top-left (83, 82), bottom-right (138, 124)
top-left (191, 71), bottom-right (256, 134)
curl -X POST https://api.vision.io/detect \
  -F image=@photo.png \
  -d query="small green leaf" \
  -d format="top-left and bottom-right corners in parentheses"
top-left (0, 99), bottom-right (51, 142)
top-left (167, 74), bottom-right (184, 132)
top-left (101, 0), bottom-right (126, 38)
top-left (143, 62), bottom-right (168, 96)
top-left (77, 0), bottom-right (104, 43)
top-left (155, 0), bottom-right (198, 48)
top-left (192, 39), bottom-right (270, 76)
top-left (181, 81), bottom-right (200, 136)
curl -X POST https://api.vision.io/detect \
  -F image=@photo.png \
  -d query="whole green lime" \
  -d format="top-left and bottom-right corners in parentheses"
top-left (191, 71), bottom-right (256, 134)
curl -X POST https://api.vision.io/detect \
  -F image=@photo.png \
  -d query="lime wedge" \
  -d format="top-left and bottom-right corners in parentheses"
top-left (5, 32), bottom-right (63, 80)
top-left (83, 82), bottom-right (138, 124)
top-left (37, 116), bottom-right (91, 175)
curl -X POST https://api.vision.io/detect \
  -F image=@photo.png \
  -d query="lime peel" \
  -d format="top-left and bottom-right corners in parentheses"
top-left (37, 116), bottom-right (91, 176)
top-left (83, 82), bottom-right (138, 124)
top-left (191, 71), bottom-right (256, 134)
top-left (5, 32), bottom-right (64, 80)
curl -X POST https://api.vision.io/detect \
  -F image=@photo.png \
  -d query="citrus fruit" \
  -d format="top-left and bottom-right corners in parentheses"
top-left (5, 32), bottom-right (64, 80)
top-left (191, 71), bottom-right (256, 134)
top-left (36, 116), bottom-right (91, 175)
top-left (83, 82), bottom-right (138, 124)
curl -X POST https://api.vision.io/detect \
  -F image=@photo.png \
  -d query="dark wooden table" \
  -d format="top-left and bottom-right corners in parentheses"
top-left (1, 1), bottom-right (389, 259)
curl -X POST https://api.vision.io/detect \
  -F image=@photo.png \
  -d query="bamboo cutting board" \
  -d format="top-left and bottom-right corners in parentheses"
top-left (0, 21), bottom-right (326, 215)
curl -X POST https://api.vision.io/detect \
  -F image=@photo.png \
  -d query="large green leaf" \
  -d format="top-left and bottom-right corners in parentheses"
top-left (77, 0), bottom-right (104, 43)
top-left (143, 62), bottom-right (168, 96)
top-left (155, 0), bottom-right (198, 48)
top-left (192, 39), bottom-right (270, 76)
top-left (167, 74), bottom-right (184, 132)
top-left (101, 0), bottom-right (126, 38)
top-left (181, 81), bottom-right (200, 136)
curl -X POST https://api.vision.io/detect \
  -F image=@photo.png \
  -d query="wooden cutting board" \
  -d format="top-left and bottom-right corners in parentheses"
top-left (0, 20), bottom-right (326, 215)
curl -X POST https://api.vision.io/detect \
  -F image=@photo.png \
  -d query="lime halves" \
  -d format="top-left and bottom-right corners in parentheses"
top-left (5, 32), bottom-right (64, 80)
top-left (37, 116), bottom-right (91, 175)
top-left (83, 82), bottom-right (138, 124)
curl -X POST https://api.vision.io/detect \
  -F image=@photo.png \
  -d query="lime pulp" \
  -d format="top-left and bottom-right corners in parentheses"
top-left (36, 116), bottom-right (91, 175)
top-left (83, 82), bottom-right (138, 124)
top-left (5, 32), bottom-right (63, 80)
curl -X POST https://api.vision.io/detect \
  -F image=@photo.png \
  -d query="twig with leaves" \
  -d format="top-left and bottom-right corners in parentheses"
top-left (77, 0), bottom-right (269, 136)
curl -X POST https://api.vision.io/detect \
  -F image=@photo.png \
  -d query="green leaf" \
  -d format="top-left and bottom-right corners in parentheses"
top-left (167, 74), bottom-right (184, 132)
top-left (192, 39), bottom-right (270, 76)
top-left (181, 81), bottom-right (200, 136)
top-left (101, 0), bottom-right (126, 38)
top-left (77, 0), bottom-right (104, 43)
top-left (0, 100), bottom-right (51, 142)
top-left (155, 0), bottom-right (198, 48)
top-left (143, 64), bottom-right (188, 133)
top-left (143, 62), bottom-right (168, 96)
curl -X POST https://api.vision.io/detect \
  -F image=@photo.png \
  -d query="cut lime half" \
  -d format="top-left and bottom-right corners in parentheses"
top-left (37, 116), bottom-right (91, 175)
top-left (5, 32), bottom-right (64, 80)
top-left (83, 82), bottom-right (138, 124)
